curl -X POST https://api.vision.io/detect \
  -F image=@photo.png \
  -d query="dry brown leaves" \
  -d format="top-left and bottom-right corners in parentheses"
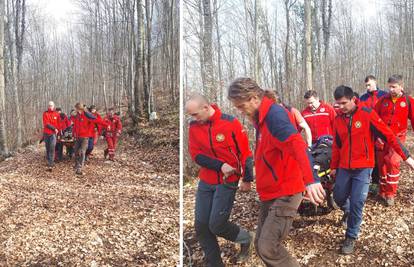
top-left (0, 131), bottom-right (178, 266)
top-left (183, 135), bottom-right (414, 267)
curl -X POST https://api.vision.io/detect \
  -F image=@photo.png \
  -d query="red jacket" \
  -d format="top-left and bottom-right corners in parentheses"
top-left (255, 97), bottom-right (318, 201)
top-left (58, 113), bottom-right (71, 132)
top-left (331, 105), bottom-right (410, 170)
top-left (43, 109), bottom-right (60, 135)
top-left (301, 101), bottom-right (336, 143)
top-left (374, 93), bottom-right (414, 139)
top-left (359, 88), bottom-right (387, 109)
top-left (103, 115), bottom-right (122, 137)
top-left (188, 105), bottom-right (253, 185)
top-left (72, 111), bottom-right (102, 138)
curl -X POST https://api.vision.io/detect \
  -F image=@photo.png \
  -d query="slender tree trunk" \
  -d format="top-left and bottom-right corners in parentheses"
top-left (0, 0), bottom-right (8, 155)
top-left (202, 0), bottom-right (215, 102)
top-left (304, 0), bottom-right (312, 91)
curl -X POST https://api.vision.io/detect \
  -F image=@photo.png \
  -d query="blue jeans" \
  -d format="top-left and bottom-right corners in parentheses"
top-left (86, 137), bottom-right (94, 156)
top-left (55, 142), bottom-right (63, 161)
top-left (333, 168), bottom-right (372, 239)
top-left (194, 180), bottom-right (250, 267)
top-left (44, 134), bottom-right (56, 167)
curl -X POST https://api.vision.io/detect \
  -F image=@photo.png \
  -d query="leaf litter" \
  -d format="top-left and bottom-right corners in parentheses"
top-left (0, 116), bottom-right (179, 266)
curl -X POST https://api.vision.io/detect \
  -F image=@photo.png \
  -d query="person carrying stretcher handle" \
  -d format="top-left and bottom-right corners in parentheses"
top-left (329, 85), bottom-right (414, 255)
top-left (228, 77), bottom-right (325, 267)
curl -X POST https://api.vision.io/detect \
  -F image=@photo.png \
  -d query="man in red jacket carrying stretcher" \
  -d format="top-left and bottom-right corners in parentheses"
top-left (330, 85), bottom-right (414, 254)
top-left (187, 94), bottom-right (254, 267)
top-left (374, 74), bottom-right (414, 206)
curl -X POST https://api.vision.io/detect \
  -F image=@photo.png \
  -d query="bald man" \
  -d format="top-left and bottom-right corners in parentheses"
top-left (187, 94), bottom-right (254, 266)
top-left (42, 101), bottom-right (60, 171)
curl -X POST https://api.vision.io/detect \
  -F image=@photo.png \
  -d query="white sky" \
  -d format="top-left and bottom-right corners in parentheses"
top-left (26, 0), bottom-right (77, 34)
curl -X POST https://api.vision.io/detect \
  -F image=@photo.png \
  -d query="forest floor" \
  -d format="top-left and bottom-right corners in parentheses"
top-left (0, 110), bottom-right (179, 266)
top-left (183, 134), bottom-right (414, 267)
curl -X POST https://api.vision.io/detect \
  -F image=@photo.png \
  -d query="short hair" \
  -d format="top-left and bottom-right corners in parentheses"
top-left (364, 75), bottom-right (376, 83)
top-left (75, 102), bottom-right (84, 110)
top-left (187, 93), bottom-right (210, 105)
top-left (334, 85), bottom-right (354, 100)
top-left (388, 74), bottom-right (403, 85)
top-left (55, 107), bottom-right (62, 112)
top-left (304, 90), bottom-right (318, 99)
top-left (353, 92), bottom-right (360, 99)
top-left (108, 107), bottom-right (115, 111)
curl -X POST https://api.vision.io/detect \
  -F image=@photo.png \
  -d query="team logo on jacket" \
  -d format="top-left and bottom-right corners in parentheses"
top-left (320, 107), bottom-right (325, 112)
top-left (384, 102), bottom-right (388, 107)
top-left (216, 133), bottom-right (225, 142)
top-left (400, 102), bottom-right (406, 107)
top-left (355, 121), bottom-right (362, 128)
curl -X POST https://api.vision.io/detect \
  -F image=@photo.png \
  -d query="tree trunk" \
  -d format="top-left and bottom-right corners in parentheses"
top-left (304, 0), bottom-right (312, 91)
top-left (202, 0), bottom-right (215, 102)
top-left (0, 0), bottom-right (8, 155)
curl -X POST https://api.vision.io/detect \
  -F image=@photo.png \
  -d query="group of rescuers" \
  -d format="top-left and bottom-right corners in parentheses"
top-left (42, 101), bottom-right (122, 175)
top-left (186, 74), bottom-right (414, 266)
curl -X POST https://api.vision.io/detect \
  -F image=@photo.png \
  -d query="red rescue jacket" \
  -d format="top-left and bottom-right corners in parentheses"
top-left (301, 101), bottom-right (336, 143)
top-left (359, 88), bottom-right (387, 109)
top-left (72, 111), bottom-right (101, 138)
top-left (103, 115), bottom-right (122, 137)
top-left (43, 109), bottom-right (60, 135)
top-left (255, 97), bottom-right (318, 201)
top-left (58, 113), bottom-right (71, 132)
top-left (331, 105), bottom-right (410, 170)
top-left (188, 105), bottom-right (253, 185)
top-left (374, 93), bottom-right (414, 139)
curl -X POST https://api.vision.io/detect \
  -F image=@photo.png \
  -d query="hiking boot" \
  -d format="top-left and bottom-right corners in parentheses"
top-left (385, 197), bottom-right (395, 207)
top-left (236, 232), bottom-right (254, 263)
top-left (75, 169), bottom-right (83, 176)
top-left (47, 166), bottom-right (53, 172)
top-left (341, 237), bottom-right (355, 254)
top-left (340, 212), bottom-right (349, 229)
top-left (104, 149), bottom-right (108, 159)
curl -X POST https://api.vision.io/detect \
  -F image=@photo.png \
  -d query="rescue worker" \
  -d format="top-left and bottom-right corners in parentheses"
top-left (72, 102), bottom-right (104, 175)
top-left (360, 75), bottom-right (387, 195)
top-left (66, 109), bottom-right (77, 159)
top-left (187, 94), bottom-right (254, 267)
top-left (228, 78), bottom-right (325, 267)
top-left (301, 90), bottom-right (336, 144)
top-left (330, 85), bottom-right (414, 254)
top-left (85, 105), bottom-right (103, 160)
top-left (374, 75), bottom-right (414, 206)
top-left (42, 101), bottom-right (60, 171)
top-left (55, 107), bottom-right (71, 162)
top-left (360, 75), bottom-right (387, 109)
top-left (103, 107), bottom-right (122, 161)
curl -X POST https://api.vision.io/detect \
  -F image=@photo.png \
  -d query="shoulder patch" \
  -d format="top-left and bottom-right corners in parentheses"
top-left (221, 113), bottom-right (235, 122)
top-left (265, 104), bottom-right (297, 142)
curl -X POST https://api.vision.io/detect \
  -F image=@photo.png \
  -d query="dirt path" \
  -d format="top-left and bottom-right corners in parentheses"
top-left (0, 136), bottom-right (179, 266)
top-left (184, 136), bottom-right (414, 267)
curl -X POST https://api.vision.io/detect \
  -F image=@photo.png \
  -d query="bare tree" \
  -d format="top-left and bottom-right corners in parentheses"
top-left (304, 0), bottom-right (312, 91)
top-left (0, 0), bottom-right (8, 155)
